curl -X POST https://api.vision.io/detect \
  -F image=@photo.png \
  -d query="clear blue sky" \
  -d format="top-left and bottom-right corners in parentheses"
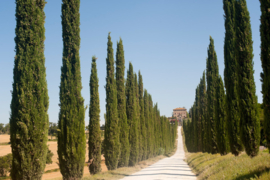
top-left (0, 0), bottom-right (262, 125)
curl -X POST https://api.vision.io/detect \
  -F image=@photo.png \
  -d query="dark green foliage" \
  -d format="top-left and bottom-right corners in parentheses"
top-left (223, 0), bottom-right (243, 156)
top-left (138, 72), bottom-right (147, 160)
top-left (10, 1), bottom-right (49, 179)
top-left (0, 154), bottom-right (12, 177)
top-left (199, 72), bottom-right (207, 152)
top-left (260, 0), bottom-right (270, 152)
top-left (126, 63), bottom-right (138, 166)
top-left (134, 74), bottom-right (141, 162)
top-left (148, 94), bottom-right (154, 158)
top-left (235, 0), bottom-right (260, 157)
top-left (58, 0), bottom-right (86, 179)
top-left (88, 56), bottom-right (101, 174)
top-left (216, 76), bottom-right (230, 155)
top-left (144, 90), bottom-right (150, 159)
top-left (206, 37), bottom-right (219, 154)
top-left (104, 33), bottom-right (120, 170)
top-left (116, 39), bottom-right (130, 167)
top-left (192, 103), bottom-right (197, 152)
top-left (195, 86), bottom-right (202, 151)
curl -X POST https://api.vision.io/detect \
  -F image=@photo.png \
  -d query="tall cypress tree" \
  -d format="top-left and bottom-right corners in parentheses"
top-left (199, 72), bottom-right (207, 152)
top-left (148, 94), bottom-right (154, 157)
top-left (134, 73), bottom-right (141, 162)
top-left (139, 72), bottom-right (147, 160)
top-left (58, 0), bottom-right (86, 179)
top-left (259, 0), bottom-right (270, 152)
top-left (104, 33), bottom-right (120, 170)
top-left (195, 86), bottom-right (202, 151)
top-left (144, 90), bottom-right (150, 159)
top-left (88, 56), bottom-right (101, 174)
top-left (223, 0), bottom-right (243, 156)
top-left (235, 0), bottom-right (260, 157)
top-left (116, 39), bottom-right (130, 167)
top-left (126, 63), bottom-right (138, 166)
top-left (192, 102), bottom-right (197, 152)
top-left (10, 1), bottom-right (49, 179)
top-left (216, 76), bottom-right (230, 155)
top-left (206, 37), bottom-right (219, 154)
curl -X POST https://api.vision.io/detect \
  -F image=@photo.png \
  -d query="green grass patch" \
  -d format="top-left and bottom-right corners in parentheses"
top-left (44, 168), bottom-right (60, 174)
top-left (185, 151), bottom-right (270, 180)
top-left (0, 142), bottom-right (10, 146)
top-left (0, 176), bottom-right (10, 180)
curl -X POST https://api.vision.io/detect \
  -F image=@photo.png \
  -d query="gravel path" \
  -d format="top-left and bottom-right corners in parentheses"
top-left (120, 126), bottom-right (197, 180)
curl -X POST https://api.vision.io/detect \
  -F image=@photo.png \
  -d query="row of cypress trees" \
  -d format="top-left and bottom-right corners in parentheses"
top-left (103, 33), bottom-right (178, 171)
top-left (10, 0), bottom-right (178, 179)
top-left (183, 0), bottom-right (261, 158)
top-left (260, 0), bottom-right (270, 155)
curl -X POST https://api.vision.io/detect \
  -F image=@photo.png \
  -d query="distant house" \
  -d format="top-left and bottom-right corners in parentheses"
top-left (173, 107), bottom-right (187, 125)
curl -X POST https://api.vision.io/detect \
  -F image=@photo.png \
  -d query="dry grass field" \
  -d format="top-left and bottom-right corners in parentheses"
top-left (0, 135), bottom-right (10, 144)
top-left (0, 134), bottom-right (175, 180)
top-left (0, 135), bottom-right (108, 180)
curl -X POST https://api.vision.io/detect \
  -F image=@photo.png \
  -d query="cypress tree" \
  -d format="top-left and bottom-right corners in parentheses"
top-left (116, 39), bottom-right (130, 167)
top-left (223, 0), bottom-right (243, 156)
top-left (199, 72), bottom-right (207, 152)
top-left (195, 86), bottom-right (202, 151)
top-left (192, 103), bottom-right (197, 152)
top-left (153, 104), bottom-right (158, 156)
top-left (134, 74), bottom-right (141, 162)
top-left (148, 94), bottom-right (154, 157)
top-left (139, 72), bottom-right (147, 160)
top-left (10, 1), bottom-right (49, 179)
top-left (58, 0), bottom-right (86, 179)
top-left (235, 0), bottom-right (260, 157)
top-left (206, 37), bottom-right (219, 154)
top-left (216, 76), bottom-right (230, 155)
top-left (88, 56), bottom-right (101, 174)
top-left (259, 0), bottom-right (270, 152)
top-left (126, 63), bottom-right (138, 166)
top-left (144, 90), bottom-right (150, 159)
top-left (104, 33), bottom-right (120, 170)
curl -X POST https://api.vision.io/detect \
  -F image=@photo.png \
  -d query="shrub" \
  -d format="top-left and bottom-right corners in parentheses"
top-left (158, 148), bottom-right (165, 155)
top-left (46, 147), bottom-right (54, 164)
top-left (0, 147), bottom-right (53, 178)
top-left (0, 154), bottom-right (12, 177)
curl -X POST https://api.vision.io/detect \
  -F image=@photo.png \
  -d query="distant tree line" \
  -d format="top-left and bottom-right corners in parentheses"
top-left (183, 0), bottom-right (268, 158)
top-left (0, 123), bottom-right (10, 135)
top-left (99, 33), bottom-right (178, 173)
top-left (9, 0), bottom-right (178, 179)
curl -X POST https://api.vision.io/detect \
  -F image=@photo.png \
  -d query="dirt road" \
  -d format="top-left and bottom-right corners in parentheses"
top-left (120, 126), bottom-right (197, 180)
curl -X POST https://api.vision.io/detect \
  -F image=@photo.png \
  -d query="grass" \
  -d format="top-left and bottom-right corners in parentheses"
top-left (45, 168), bottom-right (60, 174)
top-left (185, 150), bottom-right (270, 180)
top-left (0, 142), bottom-right (10, 146)
top-left (181, 127), bottom-right (270, 180)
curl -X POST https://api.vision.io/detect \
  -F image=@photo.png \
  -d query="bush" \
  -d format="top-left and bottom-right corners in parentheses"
top-left (0, 154), bottom-right (12, 177)
top-left (0, 147), bottom-right (53, 177)
top-left (158, 148), bottom-right (165, 155)
top-left (46, 146), bottom-right (54, 164)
